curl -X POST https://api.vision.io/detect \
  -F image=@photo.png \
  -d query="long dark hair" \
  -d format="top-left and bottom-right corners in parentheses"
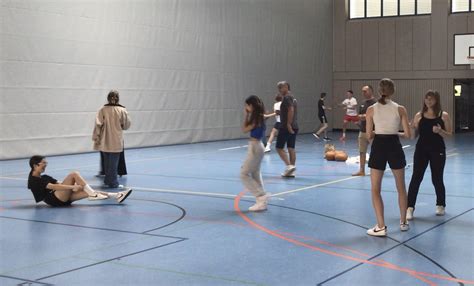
top-left (378, 78), bottom-right (395, 105)
top-left (245, 95), bottom-right (265, 127)
top-left (422, 90), bottom-right (442, 116)
top-left (28, 155), bottom-right (45, 188)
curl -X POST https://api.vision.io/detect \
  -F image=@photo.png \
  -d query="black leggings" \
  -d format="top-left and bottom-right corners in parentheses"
top-left (407, 147), bottom-right (446, 208)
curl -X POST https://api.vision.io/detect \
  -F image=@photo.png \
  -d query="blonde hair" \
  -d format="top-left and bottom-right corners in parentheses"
top-left (378, 78), bottom-right (395, 105)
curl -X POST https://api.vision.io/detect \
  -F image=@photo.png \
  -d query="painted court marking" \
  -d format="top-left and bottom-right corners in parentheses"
top-left (234, 190), bottom-right (474, 285)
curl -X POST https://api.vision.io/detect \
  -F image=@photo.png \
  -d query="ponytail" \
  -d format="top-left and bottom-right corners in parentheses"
top-left (378, 78), bottom-right (395, 105)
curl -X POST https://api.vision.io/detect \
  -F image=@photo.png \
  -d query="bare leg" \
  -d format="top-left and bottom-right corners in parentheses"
top-left (61, 171), bottom-right (86, 186)
top-left (341, 120), bottom-right (348, 139)
top-left (266, 128), bottom-right (278, 147)
top-left (316, 123), bottom-right (328, 136)
top-left (391, 168), bottom-right (408, 223)
top-left (288, 148), bottom-right (296, 166)
top-left (276, 148), bottom-right (290, 166)
top-left (360, 152), bottom-right (366, 173)
top-left (69, 191), bottom-right (90, 201)
top-left (370, 168), bottom-right (385, 228)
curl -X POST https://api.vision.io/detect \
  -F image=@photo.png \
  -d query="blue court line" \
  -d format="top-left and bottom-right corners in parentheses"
top-left (0, 274), bottom-right (53, 285)
top-left (0, 214), bottom-right (186, 241)
top-left (30, 239), bottom-right (186, 284)
top-left (317, 208), bottom-right (473, 285)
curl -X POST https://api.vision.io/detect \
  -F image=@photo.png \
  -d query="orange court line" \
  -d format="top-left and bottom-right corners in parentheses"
top-left (234, 191), bottom-right (474, 285)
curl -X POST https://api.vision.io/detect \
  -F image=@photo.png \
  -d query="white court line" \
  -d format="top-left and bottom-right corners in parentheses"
top-left (0, 176), bottom-right (284, 201)
top-left (219, 146), bottom-right (242, 151)
top-left (1, 145), bottom-right (245, 177)
top-left (271, 152), bottom-right (459, 197)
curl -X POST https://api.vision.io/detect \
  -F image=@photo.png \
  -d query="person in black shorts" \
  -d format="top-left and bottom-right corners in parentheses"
top-left (27, 155), bottom-right (132, 207)
top-left (275, 81), bottom-right (298, 177)
top-left (313, 92), bottom-right (332, 141)
top-left (365, 78), bottom-right (411, 237)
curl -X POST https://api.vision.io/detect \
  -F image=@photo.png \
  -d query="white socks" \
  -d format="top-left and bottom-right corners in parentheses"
top-left (83, 184), bottom-right (97, 196)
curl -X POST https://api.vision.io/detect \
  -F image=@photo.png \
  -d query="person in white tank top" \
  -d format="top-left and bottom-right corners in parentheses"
top-left (364, 78), bottom-right (411, 237)
top-left (265, 94), bottom-right (283, 153)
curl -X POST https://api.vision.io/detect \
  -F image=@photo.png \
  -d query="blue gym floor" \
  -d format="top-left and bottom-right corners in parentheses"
top-left (1, 132), bottom-right (473, 286)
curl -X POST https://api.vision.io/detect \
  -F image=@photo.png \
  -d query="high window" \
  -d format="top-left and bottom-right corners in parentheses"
top-left (349, 0), bottom-right (431, 19)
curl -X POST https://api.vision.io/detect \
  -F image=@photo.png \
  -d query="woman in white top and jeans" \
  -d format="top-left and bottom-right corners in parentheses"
top-left (365, 78), bottom-right (411, 236)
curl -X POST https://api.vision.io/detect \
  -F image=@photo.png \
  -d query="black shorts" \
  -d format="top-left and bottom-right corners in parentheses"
top-left (318, 115), bottom-right (328, 124)
top-left (43, 191), bottom-right (72, 207)
top-left (368, 135), bottom-right (406, 171)
top-left (276, 128), bottom-right (298, 149)
top-left (273, 122), bottom-right (281, 129)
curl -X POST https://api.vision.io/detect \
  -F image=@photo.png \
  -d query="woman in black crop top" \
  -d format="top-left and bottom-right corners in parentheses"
top-left (27, 155), bottom-right (132, 207)
top-left (407, 90), bottom-right (452, 220)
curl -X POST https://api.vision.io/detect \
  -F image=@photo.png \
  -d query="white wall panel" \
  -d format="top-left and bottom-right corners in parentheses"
top-left (0, 0), bottom-right (333, 159)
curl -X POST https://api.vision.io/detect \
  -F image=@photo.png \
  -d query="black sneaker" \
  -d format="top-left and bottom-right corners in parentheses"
top-left (323, 137), bottom-right (332, 141)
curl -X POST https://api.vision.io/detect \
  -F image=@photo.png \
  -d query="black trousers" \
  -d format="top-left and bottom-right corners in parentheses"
top-left (100, 150), bottom-right (127, 176)
top-left (407, 147), bottom-right (446, 208)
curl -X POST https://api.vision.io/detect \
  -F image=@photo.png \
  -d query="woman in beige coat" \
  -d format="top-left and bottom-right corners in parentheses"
top-left (93, 90), bottom-right (131, 188)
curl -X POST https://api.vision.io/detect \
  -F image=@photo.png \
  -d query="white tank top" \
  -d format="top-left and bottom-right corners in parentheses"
top-left (373, 100), bottom-right (400, 134)
top-left (274, 102), bottom-right (282, 123)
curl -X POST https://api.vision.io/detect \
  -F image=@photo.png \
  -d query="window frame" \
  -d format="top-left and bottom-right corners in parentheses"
top-left (349, 0), bottom-right (432, 20)
top-left (450, 0), bottom-right (474, 14)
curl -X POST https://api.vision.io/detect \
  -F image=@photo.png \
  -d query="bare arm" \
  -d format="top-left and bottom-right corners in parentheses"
top-left (46, 183), bottom-right (82, 192)
top-left (365, 106), bottom-right (375, 140)
top-left (241, 110), bottom-right (255, 133)
top-left (287, 106), bottom-right (295, 134)
top-left (264, 112), bottom-right (276, 119)
top-left (398, 106), bottom-right (411, 139)
top-left (410, 112), bottom-right (422, 139)
top-left (433, 112), bottom-right (453, 138)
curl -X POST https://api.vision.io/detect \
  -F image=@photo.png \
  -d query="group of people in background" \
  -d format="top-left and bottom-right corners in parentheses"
top-left (26, 79), bottom-right (451, 237)
top-left (241, 78), bottom-right (452, 238)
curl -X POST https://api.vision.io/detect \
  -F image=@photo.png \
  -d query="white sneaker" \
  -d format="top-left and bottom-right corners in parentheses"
top-left (88, 193), bottom-right (108, 201)
top-left (248, 194), bottom-right (268, 212)
top-left (367, 225), bottom-right (387, 237)
top-left (406, 207), bottom-right (414, 220)
top-left (436, 205), bottom-right (445, 216)
top-left (116, 189), bottom-right (133, 203)
top-left (400, 221), bottom-right (409, 231)
top-left (264, 146), bottom-right (271, 153)
top-left (282, 165), bottom-right (296, 177)
top-left (313, 133), bottom-right (320, 140)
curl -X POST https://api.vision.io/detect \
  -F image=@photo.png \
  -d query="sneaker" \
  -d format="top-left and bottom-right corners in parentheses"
top-left (116, 189), bottom-right (133, 203)
top-left (400, 221), bottom-right (410, 231)
top-left (281, 172), bottom-right (296, 178)
top-left (103, 184), bottom-right (124, 188)
top-left (436, 205), bottom-right (445, 216)
top-left (313, 133), bottom-right (321, 140)
top-left (88, 193), bottom-right (108, 201)
top-left (339, 136), bottom-right (346, 141)
top-left (264, 146), bottom-right (271, 153)
top-left (323, 137), bottom-right (332, 141)
top-left (248, 194), bottom-right (268, 212)
top-left (367, 225), bottom-right (387, 237)
top-left (406, 207), bottom-right (414, 220)
top-left (282, 165), bottom-right (296, 176)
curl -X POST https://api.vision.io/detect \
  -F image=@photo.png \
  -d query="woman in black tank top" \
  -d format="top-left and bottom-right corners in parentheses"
top-left (407, 90), bottom-right (453, 220)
